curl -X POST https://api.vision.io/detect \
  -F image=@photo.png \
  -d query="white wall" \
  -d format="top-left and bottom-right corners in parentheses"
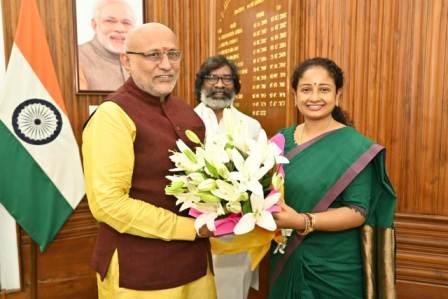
top-left (0, 0), bottom-right (21, 291)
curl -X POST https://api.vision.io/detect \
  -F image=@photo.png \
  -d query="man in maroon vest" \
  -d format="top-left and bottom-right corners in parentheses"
top-left (82, 22), bottom-right (217, 298)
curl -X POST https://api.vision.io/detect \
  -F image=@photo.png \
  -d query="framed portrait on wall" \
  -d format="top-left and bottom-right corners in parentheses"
top-left (73, 0), bottom-right (144, 94)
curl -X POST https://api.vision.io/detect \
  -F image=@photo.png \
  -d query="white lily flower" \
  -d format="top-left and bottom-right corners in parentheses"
top-left (203, 142), bottom-right (229, 164)
top-left (222, 108), bottom-right (251, 154)
top-left (229, 148), bottom-right (266, 195)
top-left (195, 212), bottom-right (218, 233)
top-left (187, 172), bottom-right (206, 185)
top-left (168, 139), bottom-right (207, 173)
top-left (169, 151), bottom-right (204, 173)
top-left (175, 193), bottom-right (201, 211)
top-left (196, 136), bottom-right (232, 179)
top-left (269, 142), bottom-right (289, 165)
top-left (233, 191), bottom-right (280, 235)
top-left (195, 202), bottom-right (225, 215)
top-left (248, 131), bottom-right (289, 168)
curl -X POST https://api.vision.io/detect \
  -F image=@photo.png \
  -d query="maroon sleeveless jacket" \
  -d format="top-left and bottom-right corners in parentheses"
top-left (90, 78), bottom-right (210, 290)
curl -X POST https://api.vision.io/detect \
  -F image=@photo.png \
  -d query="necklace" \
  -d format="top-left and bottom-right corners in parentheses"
top-left (293, 125), bottom-right (305, 145)
top-left (296, 118), bottom-right (334, 144)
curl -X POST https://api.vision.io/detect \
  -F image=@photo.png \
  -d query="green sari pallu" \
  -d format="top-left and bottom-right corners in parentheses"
top-left (269, 126), bottom-right (396, 299)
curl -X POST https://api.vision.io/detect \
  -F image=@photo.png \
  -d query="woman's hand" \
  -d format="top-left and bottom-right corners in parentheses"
top-left (274, 204), bottom-right (366, 232)
top-left (273, 202), bottom-right (304, 230)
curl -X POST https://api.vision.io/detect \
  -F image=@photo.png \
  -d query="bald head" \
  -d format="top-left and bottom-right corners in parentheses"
top-left (125, 22), bottom-right (178, 51)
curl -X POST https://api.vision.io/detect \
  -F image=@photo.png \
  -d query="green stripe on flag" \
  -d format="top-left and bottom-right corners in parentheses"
top-left (0, 121), bottom-right (74, 251)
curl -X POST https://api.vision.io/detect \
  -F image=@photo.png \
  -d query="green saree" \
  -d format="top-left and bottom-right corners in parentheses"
top-left (269, 126), bottom-right (396, 299)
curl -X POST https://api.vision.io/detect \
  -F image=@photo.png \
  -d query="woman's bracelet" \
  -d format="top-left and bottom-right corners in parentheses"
top-left (306, 213), bottom-right (316, 231)
top-left (297, 213), bottom-right (309, 235)
top-left (297, 213), bottom-right (316, 236)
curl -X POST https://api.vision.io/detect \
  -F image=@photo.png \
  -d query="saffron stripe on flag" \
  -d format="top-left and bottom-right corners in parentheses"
top-left (14, 0), bottom-right (65, 112)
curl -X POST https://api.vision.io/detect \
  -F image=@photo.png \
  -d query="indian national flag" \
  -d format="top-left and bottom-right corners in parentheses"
top-left (0, 0), bottom-right (84, 251)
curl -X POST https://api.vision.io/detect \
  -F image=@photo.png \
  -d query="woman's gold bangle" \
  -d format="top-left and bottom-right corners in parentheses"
top-left (297, 213), bottom-right (314, 236)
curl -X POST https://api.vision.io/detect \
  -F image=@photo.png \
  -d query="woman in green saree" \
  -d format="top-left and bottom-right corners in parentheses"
top-left (269, 57), bottom-right (396, 299)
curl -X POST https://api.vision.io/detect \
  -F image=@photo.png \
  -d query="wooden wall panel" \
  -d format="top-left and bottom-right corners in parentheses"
top-left (2, 0), bottom-right (448, 298)
top-left (395, 213), bottom-right (448, 298)
top-left (297, 0), bottom-right (448, 217)
top-left (214, 0), bottom-right (291, 136)
top-left (146, 0), bottom-right (214, 106)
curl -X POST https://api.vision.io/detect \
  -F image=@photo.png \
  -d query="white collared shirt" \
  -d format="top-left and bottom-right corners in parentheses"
top-left (194, 103), bottom-right (263, 140)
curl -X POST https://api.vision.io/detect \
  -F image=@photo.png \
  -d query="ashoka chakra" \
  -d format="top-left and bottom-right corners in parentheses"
top-left (12, 98), bottom-right (63, 145)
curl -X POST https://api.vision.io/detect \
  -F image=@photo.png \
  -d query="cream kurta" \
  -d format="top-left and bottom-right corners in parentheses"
top-left (83, 102), bottom-right (216, 298)
top-left (194, 103), bottom-right (263, 299)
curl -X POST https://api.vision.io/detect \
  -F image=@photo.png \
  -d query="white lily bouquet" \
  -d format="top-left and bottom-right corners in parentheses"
top-left (165, 109), bottom-right (289, 238)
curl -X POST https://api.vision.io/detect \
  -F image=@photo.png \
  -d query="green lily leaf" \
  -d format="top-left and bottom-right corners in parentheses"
top-left (241, 199), bottom-right (253, 214)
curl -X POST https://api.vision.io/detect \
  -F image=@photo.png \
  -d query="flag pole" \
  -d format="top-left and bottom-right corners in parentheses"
top-left (30, 239), bottom-right (38, 299)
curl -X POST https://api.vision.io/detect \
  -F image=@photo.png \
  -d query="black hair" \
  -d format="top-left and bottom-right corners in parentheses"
top-left (194, 55), bottom-right (241, 102)
top-left (291, 57), bottom-right (352, 125)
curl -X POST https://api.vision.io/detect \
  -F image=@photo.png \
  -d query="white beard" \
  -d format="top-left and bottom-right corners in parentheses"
top-left (200, 92), bottom-right (235, 110)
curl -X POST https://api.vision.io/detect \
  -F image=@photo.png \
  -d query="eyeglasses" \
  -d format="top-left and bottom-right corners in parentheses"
top-left (126, 49), bottom-right (182, 62)
top-left (203, 75), bottom-right (234, 85)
